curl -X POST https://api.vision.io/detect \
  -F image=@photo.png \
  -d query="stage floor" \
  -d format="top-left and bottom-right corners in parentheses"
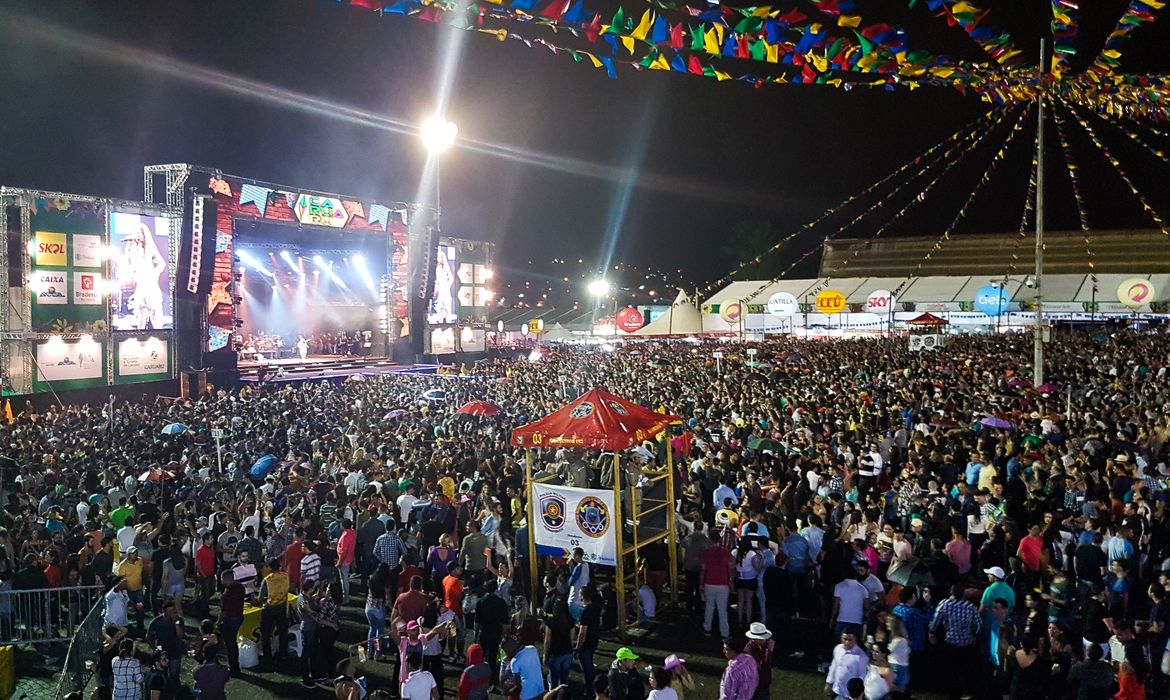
top-left (237, 355), bottom-right (439, 382)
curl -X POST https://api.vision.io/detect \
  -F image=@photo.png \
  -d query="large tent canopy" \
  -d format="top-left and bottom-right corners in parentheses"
top-left (634, 290), bottom-right (703, 337)
top-left (511, 387), bottom-right (680, 450)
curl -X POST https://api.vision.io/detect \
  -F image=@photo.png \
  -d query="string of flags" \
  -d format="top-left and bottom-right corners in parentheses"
top-left (336, 0), bottom-right (1170, 119)
top-left (807, 105), bottom-right (1023, 299)
top-left (1051, 103), bottom-right (1098, 282)
top-left (1060, 98), bottom-right (1170, 239)
top-left (691, 105), bottom-right (1006, 302)
top-left (893, 103), bottom-right (1033, 296)
top-left (1004, 134), bottom-right (1039, 277)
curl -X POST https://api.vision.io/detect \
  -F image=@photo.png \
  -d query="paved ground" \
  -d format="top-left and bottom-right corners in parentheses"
top-left (13, 595), bottom-right (948, 699)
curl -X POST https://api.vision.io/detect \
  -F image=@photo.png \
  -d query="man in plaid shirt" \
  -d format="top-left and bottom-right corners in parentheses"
top-left (373, 524), bottom-right (406, 600)
top-left (930, 584), bottom-right (981, 699)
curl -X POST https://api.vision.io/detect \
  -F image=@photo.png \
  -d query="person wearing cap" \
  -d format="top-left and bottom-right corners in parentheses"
top-left (744, 623), bottom-right (773, 700)
top-left (608, 647), bottom-right (646, 700)
top-left (980, 566), bottom-right (1016, 613)
top-left (117, 546), bottom-right (146, 631)
top-left (661, 655), bottom-right (694, 700)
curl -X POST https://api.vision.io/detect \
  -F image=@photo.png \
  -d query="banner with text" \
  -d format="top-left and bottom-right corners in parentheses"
top-left (532, 483), bottom-right (617, 565)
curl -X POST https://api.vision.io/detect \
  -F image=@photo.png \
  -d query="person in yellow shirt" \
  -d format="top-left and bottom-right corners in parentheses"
top-left (117, 547), bottom-right (146, 630)
top-left (977, 461), bottom-right (998, 492)
top-left (260, 558), bottom-right (291, 663)
top-left (438, 474), bottom-right (456, 500)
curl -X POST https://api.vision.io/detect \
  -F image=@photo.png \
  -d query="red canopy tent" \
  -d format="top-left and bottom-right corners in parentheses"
top-left (510, 387), bottom-right (679, 449)
top-left (512, 388), bottom-right (682, 637)
top-left (906, 312), bottom-right (949, 326)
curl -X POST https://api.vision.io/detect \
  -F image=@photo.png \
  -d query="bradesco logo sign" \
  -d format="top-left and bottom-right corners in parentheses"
top-left (815, 289), bottom-right (846, 315)
top-left (34, 232), bottom-right (67, 265)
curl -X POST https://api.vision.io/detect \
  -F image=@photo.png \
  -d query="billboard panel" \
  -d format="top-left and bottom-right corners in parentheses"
top-left (110, 212), bottom-right (173, 330)
top-left (114, 337), bottom-right (171, 383)
top-left (428, 244), bottom-right (458, 324)
top-left (29, 198), bottom-right (107, 334)
top-left (33, 338), bottom-right (106, 391)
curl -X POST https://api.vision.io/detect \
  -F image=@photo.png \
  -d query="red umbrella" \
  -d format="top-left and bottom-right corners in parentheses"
top-left (455, 400), bottom-right (502, 417)
top-left (138, 468), bottom-right (177, 483)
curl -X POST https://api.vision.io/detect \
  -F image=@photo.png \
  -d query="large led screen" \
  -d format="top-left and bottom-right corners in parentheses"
top-left (110, 212), bottom-right (173, 330)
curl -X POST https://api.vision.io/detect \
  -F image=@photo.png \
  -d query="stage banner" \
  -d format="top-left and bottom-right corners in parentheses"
top-left (29, 198), bottom-right (108, 334)
top-left (532, 483), bottom-right (617, 565)
top-left (114, 336), bottom-right (171, 384)
top-left (33, 338), bottom-right (106, 392)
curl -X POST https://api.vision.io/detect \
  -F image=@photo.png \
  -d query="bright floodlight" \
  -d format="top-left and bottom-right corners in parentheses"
top-left (352, 254), bottom-right (364, 264)
top-left (420, 116), bottom-right (458, 154)
top-left (588, 279), bottom-right (610, 297)
top-left (313, 254), bottom-right (324, 265)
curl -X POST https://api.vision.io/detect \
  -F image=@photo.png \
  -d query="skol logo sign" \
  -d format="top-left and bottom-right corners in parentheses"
top-left (34, 232), bottom-right (67, 265)
top-left (816, 289), bottom-right (846, 315)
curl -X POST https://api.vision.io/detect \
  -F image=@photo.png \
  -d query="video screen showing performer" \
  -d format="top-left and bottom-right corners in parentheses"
top-left (110, 212), bottom-right (172, 330)
top-left (427, 244), bottom-right (457, 324)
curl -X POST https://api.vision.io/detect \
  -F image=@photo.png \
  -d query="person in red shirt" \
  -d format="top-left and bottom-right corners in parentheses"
top-left (1016, 524), bottom-right (1045, 573)
top-left (195, 532), bottom-right (217, 616)
top-left (43, 551), bottom-right (62, 588)
top-left (336, 519), bottom-right (357, 602)
top-left (283, 530), bottom-right (305, 593)
top-left (699, 529), bottom-right (735, 638)
top-left (443, 562), bottom-right (466, 658)
top-left (392, 575), bottom-right (430, 630)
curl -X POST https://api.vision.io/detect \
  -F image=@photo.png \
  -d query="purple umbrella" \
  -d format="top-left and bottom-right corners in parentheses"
top-left (1007, 378), bottom-right (1032, 388)
top-left (981, 416), bottom-right (1013, 430)
top-left (1035, 383), bottom-right (1060, 394)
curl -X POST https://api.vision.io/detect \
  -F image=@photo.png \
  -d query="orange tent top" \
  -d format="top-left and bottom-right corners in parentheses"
top-left (510, 387), bottom-right (680, 450)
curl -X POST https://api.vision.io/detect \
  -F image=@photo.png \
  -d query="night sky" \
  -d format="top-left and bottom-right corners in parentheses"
top-left (1, 0), bottom-right (1168, 305)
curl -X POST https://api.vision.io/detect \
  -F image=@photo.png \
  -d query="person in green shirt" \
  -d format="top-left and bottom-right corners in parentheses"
top-left (110, 499), bottom-right (135, 530)
top-left (980, 566), bottom-right (1016, 611)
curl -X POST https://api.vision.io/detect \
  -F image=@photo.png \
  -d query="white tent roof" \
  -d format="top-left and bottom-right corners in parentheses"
top-left (541, 322), bottom-right (574, 342)
top-left (634, 291), bottom-right (704, 336)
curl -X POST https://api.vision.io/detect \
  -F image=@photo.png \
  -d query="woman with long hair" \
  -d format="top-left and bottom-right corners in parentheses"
top-left (732, 537), bottom-right (764, 626)
top-left (366, 563), bottom-right (391, 658)
top-left (542, 600), bottom-right (574, 689)
top-left (427, 534), bottom-right (457, 591)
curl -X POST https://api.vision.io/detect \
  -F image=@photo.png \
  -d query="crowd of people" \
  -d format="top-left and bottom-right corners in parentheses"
top-left (3, 329), bottom-right (1170, 700)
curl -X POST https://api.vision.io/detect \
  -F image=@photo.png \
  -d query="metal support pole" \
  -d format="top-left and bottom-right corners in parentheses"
top-left (526, 449), bottom-right (539, 614)
top-left (664, 446), bottom-right (678, 605)
top-left (612, 452), bottom-right (626, 639)
top-left (1034, 38), bottom-right (1047, 385)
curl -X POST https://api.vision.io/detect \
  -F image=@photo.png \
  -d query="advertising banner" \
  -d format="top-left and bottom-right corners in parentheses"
top-left (34, 339), bottom-right (105, 390)
top-left (816, 289), bottom-right (846, 315)
top-left (110, 212), bottom-right (173, 330)
top-left (72, 272), bottom-right (104, 305)
top-left (29, 198), bottom-right (107, 333)
top-left (72, 234), bottom-right (104, 268)
top-left (767, 292), bottom-right (799, 318)
top-left (532, 483), bottom-right (617, 565)
top-left (115, 337), bottom-right (170, 381)
top-left (31, 269), bottom-right (68, 305)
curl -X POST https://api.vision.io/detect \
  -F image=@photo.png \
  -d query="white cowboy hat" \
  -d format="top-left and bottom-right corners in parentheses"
top-left (745, 622), bottom-right (772, 640)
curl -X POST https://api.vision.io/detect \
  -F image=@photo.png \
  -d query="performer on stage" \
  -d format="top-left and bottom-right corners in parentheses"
top-left (296, 335), bottom-right (309, 360)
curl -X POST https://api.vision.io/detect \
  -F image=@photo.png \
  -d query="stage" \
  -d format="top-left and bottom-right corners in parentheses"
top-left (237, 355), bottom-right (439, 382)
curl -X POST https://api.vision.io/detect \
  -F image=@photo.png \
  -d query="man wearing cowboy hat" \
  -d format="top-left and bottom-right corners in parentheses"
top-left (745, 623), bottom-right (774, 700)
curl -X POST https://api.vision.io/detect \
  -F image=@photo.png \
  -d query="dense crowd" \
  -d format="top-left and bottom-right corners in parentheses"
top-left (4, 329), bottom-right (1170, 700)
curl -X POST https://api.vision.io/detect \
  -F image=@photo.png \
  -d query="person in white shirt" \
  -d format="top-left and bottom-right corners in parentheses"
top-left (116, 520), bottom-right (139, 557)
top-left (76, 500), bottom-right (90, 527)
top-left (636, 583), bottom-right (656, 621)
top-left (854, 561), bottom-right (884, 602)
top-left (397, 486), bottom-right (420, 530)
top-left (825, 631), bottom-right (870, 700)
top-left (231, 551), bottom-right (259, 596)
top-left (647, 667), bottom-right (678, 700)
top-left (567, 548), bottom-right (590, 619)
top-left (104, 579), bottom-right (130, 627)
top-left (400, 652), bottom-right (437, 700)
top-left (831, 577), bottom-right (869, 640)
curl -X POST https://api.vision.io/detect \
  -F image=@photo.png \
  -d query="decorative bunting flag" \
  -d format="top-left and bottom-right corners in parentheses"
top-left (368, 203), bottom-right (391, 230)
top-left (208, 177), bottom-right (232, 197)
top-left (238, 184), bottom-right (271, 217)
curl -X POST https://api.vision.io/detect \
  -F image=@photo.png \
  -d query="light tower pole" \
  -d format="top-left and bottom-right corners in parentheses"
top-left (1033, 39), bottom-right (1047, 386)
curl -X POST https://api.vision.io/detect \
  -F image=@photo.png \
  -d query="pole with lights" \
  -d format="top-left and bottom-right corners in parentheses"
top-left (588, 278), bottom-right (610, 339)
top-left (420, 116), bottom-right (458, 353)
